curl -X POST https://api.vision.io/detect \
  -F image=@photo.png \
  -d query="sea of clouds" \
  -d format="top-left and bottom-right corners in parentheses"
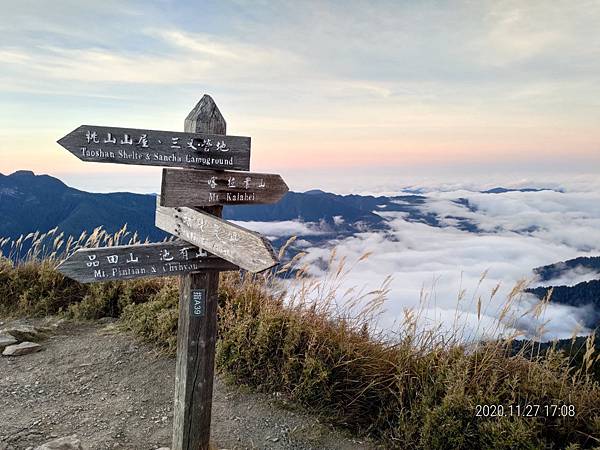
top-left (238, 177), bottom-right (600, 342)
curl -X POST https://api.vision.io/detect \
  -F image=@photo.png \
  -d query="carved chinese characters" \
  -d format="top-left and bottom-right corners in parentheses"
top-left (155, 201), bottom-right (278, 273)
top-left (56, 241), bottom-right (237, 283)
top-left (58, 125), bottom-right (251, 171)
top-left (160, 168), bottom-right (288, 207)
top-left (56, 103), bottom-right (284, 276)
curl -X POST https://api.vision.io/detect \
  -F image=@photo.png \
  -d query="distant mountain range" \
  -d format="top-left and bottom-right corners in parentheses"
top-left (0, 169), bottom-right (587, 247)
top-left (481, 187), bottom-right (562, 194)
top-left (0, 170), bottom-right (437, 249)
top-left (526, 257), bottom-right (600, 328)
top-left (2, 171), bottom-right (598, 318)
top-left (0, 171), bottom-right (164, 242)
top-left (533, 257), bottom-right (600, 282)
top-left (527, 280), bottom-right (600, 312)
top-left (1, 171), bottom-right (566, 245)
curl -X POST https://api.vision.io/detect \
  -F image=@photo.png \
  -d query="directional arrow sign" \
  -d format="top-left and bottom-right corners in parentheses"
top-left (160, 168), bottom-right (289, 207)
top-left (155, 201), bottom-right (278, 273)
top-left (57, 125), bottom-right (251, 171)
top-left (56, 241), bottom-right (238, 283)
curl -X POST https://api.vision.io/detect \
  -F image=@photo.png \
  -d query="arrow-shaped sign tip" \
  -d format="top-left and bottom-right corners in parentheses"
top-left (56, 126), bottom-right (81, 147)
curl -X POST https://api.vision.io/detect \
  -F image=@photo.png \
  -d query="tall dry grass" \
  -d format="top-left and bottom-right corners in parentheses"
top-left (1, 231), bottom-right (600, 448)
top-left (0, 224), bottom-right (149, 263)
top-left (216, 241), bottom-right (600, 448)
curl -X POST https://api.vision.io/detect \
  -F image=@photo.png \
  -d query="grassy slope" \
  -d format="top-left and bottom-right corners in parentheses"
top-left (2, 256), bottom-right (600, 449)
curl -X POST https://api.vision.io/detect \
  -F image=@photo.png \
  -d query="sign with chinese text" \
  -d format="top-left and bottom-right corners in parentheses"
top-left (56, 241), bottom-right (238, 283)
top-left (160, 168), bottom-right (288, 207)
top-left (57, 125), bottom-right (251, 171)
top-left (190, 290), bottom-right (206, 317)
top-left (155, 201), bottom-right (278, 273)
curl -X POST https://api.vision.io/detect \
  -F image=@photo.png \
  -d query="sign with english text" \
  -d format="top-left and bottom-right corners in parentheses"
top-left (160, 168), bottom-right (288, 207)
top-left (56, 241), bottom-right (238, 283)
top-left (57, 125), bottom-right (251, 171)
top-left (55, 95), bottom-right (286, 450)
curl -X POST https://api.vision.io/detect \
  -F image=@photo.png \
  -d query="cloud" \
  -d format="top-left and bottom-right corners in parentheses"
top-left (149, 29), bottom-right (295, 66)
top-left (231, 220), bottom-right (326, 241)
top-left (533, 266), bottom-right (600, 288)
top-left (0, 49), bottom-right (31, 64)
top-left (281, 179), bottom-right (600, 342)
top-left (424, 189), bottom-right (600, 251)
top-left (476, 4), bottom-right (567, 66)
top-left (1, 1), bottom-right (599, 181)
top-left (0, 35), bottom-right (298, 86)
top-left (2, 1), bottom-right (599, 96)
top-left (153, 30), bottom-right (246, 59)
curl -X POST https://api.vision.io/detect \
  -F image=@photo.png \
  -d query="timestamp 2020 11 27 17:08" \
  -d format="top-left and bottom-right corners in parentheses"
top-left (475, 404), bottom-right (576, 417)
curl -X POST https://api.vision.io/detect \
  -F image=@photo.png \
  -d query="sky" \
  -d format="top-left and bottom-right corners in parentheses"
top-left (0, 0), bottom-right (599, 193)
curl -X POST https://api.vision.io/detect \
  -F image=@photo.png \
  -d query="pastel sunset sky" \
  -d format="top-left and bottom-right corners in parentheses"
top-left (1, 0), bottom-right (598, 193)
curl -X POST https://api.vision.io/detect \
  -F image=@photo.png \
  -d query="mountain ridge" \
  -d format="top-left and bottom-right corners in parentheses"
top-left (2, 171), bottom-right (598, 319)
top-left (0, 171), bottom-right (399, 248)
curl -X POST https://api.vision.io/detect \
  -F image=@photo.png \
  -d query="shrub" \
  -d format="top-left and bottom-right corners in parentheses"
top-left (2, 233), bottom-right (600, 448)
top-left (0, 258), bottom-right (86, 317)
top-left (119, 281), bottom-right (180, 352)
top-left (215, 271), bottom-right (600, 448)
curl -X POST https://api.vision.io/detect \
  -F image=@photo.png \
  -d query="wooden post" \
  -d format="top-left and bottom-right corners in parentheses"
top-left (55, 94), bottom-right (283, 448)
top-left (172, 95), bottom-right (226, 450)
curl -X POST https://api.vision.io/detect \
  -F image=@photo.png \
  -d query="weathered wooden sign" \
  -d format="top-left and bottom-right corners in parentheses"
top-left (57, 94), bottom-right (287, 450)
top-left (56, 241), bottom-right (237, 283)
top-left (160, 168), bottom-right (289, 207)
top-left (57, 125), bottom-right (251, 171)
top-left (155, 201), bottom-right (278, 273)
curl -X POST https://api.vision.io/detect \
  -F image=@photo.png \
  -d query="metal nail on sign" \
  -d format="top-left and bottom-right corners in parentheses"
top-left (57, 125), bottom-right (251, 171)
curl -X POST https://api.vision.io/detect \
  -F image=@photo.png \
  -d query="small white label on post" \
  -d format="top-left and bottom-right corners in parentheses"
top-left (190, 289), bottom-right (206, 317)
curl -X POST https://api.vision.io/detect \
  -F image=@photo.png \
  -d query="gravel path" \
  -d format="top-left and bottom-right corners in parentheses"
top-left (0, 320), bottom-right (375, 450)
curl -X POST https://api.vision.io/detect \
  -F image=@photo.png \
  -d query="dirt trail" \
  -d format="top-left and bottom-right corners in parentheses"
top-left (0, 321), bottom-right (375, 450)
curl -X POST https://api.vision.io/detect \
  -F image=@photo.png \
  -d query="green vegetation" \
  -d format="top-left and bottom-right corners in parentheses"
top-left (2, 232), bottom-right (600, 449)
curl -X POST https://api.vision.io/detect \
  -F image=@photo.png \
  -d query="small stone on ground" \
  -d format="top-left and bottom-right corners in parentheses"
top-left (0, 333), bottom-right (18, 350)
top-left (33, 435), bottom-right (83, 450)
top-left (0, 324), bottom-right (40, 342)
top-left (2, 341), bottom-right (42, 356)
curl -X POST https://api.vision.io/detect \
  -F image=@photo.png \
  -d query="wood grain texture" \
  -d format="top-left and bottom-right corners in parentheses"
top-left (57, 124), bottom-right (250, 171)
top-left (185, 95), bottom-right (227, 135)
top-left (55, 241), bottom-right (237, 283)
top-left (173, 271), bottom-right (219, 450)
top-left (156, 201), bottom-right (278, 273)
top-left (172, 94), bottom-right (227, 450)
top-left (160, 168), bottom-right (288, 207)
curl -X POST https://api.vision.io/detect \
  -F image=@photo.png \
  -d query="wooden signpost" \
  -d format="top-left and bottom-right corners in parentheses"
top-left (56, 94), bottom-right (288, 450)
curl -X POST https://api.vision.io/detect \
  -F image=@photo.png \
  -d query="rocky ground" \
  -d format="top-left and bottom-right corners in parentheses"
top-left (0, 319), bottom-right (375, 450)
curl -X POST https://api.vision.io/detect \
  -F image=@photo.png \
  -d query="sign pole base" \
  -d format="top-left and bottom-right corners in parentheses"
top-left (172, 270), bottom-right (219, 450)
